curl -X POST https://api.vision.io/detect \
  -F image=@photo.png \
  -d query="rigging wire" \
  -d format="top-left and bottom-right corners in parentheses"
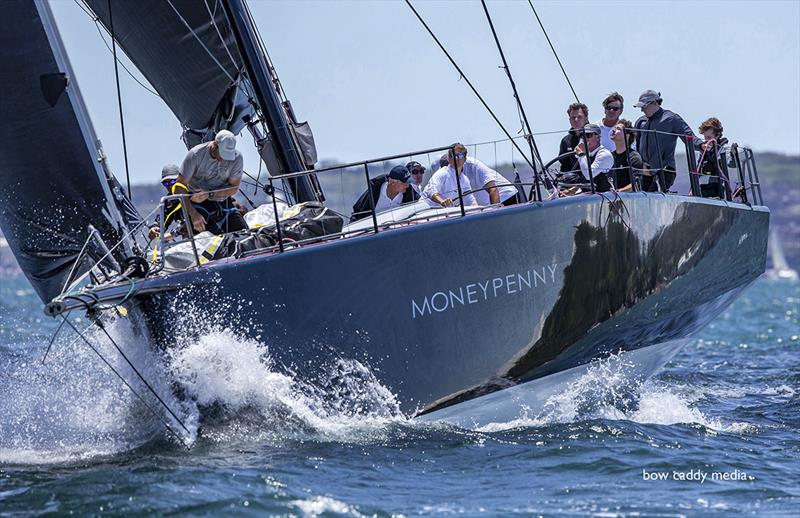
top-left (404, 0), bottom-right (540, 178)
top-left (41, 313), bottom-right (69, 364)
top-left (165, 0), bottom-right (236, 84)
top-left (527, 0), bottom-right (580, 103)
top-left (526, 1), bottom-right (592, 192)
top-left (60, 316), bottom-right (192, 448)
top-left (92, 318), bottom-right (193, 437)
top-left (480, 0), bottom-right (544, 202)
top-left (73, 0), bottom-right (161, 98)
top-left (106, 0), bottom-right (132, 200)
top-left (203, 0), bottom-right (240, 72)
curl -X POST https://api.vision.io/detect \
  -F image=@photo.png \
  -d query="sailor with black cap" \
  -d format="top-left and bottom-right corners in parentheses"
top-left (573, 123), bottom-right (614, 192)
top-left (350, 165), bottom-right (421, 222)
top-left (406, 161), bottom-right (426, 194)
top-left (633, 89), bottom-right (699, 192)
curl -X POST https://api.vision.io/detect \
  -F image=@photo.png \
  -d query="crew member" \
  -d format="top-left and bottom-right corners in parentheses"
top-left (558, 102), bottom-right (589, 178)
top-left (596, 92), bottom-right (624, 151)
top-left (428, 143), bottom-right (518, 206)
top-left (574, 123), bottom-right (614, 192)
top-left (609, 119), bottom-right (642, 191)
top-left (351, 165), bottom-right (420, 221)
top-left (172, 129), bottom-right (248, 235)
top-left (406, 161), bottom-right (426, 194)
top-left (148, 164), bottom-right (185, 240)
top-left (633, 90), bottom-right (699, 192)
top-left (423, 144), bottom-right (478, 208)
top-left (698, 117), bottom-right (733, 200)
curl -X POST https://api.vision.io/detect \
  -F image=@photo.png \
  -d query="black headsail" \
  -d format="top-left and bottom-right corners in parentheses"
top-left (0, 0), bottom-right (139, 303)
top-left (84, 0), bottom-right (322, 202)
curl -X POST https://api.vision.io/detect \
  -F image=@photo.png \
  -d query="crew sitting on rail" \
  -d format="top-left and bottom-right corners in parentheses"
top-left (406, 161), bottom-right (427, 195)
top-left (608, 119), bottom-right (642, 192)
top-left (698, 117), bottom-right (734, 200)
top-left (148, 164), bottom-right (186, 241)
top-left (350, 165), bottom-right (420, 222)
top-left (171, 129), bottom-right (249, 235)
top-left (425, 143), bottom-right (519, 207)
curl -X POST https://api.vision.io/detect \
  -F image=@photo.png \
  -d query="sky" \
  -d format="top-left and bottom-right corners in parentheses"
top-left (49, 0), bottom-right (800, 186)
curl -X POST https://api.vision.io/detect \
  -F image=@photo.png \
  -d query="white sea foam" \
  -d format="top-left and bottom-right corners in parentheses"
top-left (0, 315), bottom-right (196, 465)
top-left (289, 495), bottom-right (371, 518)
top-left (165, 327), bottom-right (407, 443)
top-left (1, 300), bottom-right (411, 464)
top-left (477, 353), bottom-right (755, 434)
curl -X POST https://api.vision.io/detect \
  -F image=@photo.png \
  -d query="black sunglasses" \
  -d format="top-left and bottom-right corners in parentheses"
top-left (411, 169), bottom-right (425, 175)
top-left (605, 105), bottom-right (622, 111)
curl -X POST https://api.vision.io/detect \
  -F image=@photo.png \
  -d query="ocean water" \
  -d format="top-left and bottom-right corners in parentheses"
top-left (0, 275), bottom-right (798, 517)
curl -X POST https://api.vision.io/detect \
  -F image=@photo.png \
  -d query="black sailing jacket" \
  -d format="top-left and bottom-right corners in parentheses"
top-left (350, 174), bottom-right (420, 222)
top-left (634, 107), bottom-right (700, 171)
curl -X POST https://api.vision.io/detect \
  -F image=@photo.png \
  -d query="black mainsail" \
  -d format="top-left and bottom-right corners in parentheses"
top-left (85, 0), bottom-right (244, 135)
top-left (85, 0), bottom-right (322, 202)
top-left (0, 0), bottom-right (138, 303)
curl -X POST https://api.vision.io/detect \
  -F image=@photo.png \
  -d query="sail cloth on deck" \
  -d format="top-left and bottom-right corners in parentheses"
top-left (85, 0), bottom-right (249, 134)
top-left (0, 0), bottom-right (136, 303)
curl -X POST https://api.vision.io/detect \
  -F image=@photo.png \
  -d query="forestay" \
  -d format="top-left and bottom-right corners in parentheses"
top-left (0, 0), bottom-right (137, 303)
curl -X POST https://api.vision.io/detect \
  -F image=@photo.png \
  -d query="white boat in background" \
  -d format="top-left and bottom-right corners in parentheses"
top-left (767, 228), bottom-right (798, 280)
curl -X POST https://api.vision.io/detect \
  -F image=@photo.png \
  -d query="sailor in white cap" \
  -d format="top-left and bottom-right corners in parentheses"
top-left (172, 129), bottom-right (248, 234)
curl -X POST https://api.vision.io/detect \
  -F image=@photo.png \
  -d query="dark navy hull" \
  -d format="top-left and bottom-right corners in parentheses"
top-left (136, 193), bottom-right (769, 418)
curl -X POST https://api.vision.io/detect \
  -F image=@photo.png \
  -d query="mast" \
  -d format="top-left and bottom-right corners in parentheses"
top-left (222, 0), bottom-right (321, 203)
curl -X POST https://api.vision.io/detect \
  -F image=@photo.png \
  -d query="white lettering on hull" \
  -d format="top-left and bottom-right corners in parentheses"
top-left (411, 263), bottom-right (560, 319)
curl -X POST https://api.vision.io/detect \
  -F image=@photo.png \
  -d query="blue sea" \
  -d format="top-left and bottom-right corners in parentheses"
top-left (0, 274), bottom-right (798, 517)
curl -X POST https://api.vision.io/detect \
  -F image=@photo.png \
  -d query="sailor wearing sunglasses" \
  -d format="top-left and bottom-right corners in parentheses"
top-left (596, 92), bottom-right (624, 151)
top-left (406, 161), bottom-right (426, 194)
top-left (423, 144), bottom-right (477, 208)
top-left (424, 143), bottom-right (518, 207)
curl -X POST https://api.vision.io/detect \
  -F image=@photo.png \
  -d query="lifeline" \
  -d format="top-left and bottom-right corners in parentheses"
top-left (411, 263), bottom-right (559, 319)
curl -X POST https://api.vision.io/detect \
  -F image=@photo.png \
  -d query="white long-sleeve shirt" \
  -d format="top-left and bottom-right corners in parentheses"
top-left (458, 157), bottom-right (518, 205)
top-left (423, 167), bottom-right (477, 207)
top-left (578, 145), bottom-right (614, 180)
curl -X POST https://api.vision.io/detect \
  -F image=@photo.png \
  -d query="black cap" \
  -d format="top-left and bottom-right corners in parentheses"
top-left (406, 161), bottom-right (425, 174)
top-left (582, 123), bottom-right (602, 136)
top-left (388, 165), bottom-right (411, 183)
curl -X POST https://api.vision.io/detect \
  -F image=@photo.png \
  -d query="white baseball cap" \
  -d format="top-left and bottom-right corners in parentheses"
top-left (214, 130), bottom-right (237, 160)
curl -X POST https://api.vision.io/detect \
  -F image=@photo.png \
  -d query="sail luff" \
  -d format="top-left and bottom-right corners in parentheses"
top-left (0, 0), bottom-right (138, 303)
top-left (37, 0), bottom-right (132, 253)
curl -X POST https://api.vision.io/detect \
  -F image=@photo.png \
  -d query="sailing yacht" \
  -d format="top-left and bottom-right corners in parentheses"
top-left (767, 229), bottom-right (798, 280)
top-left (0, 0), bottom-right (770, 431)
